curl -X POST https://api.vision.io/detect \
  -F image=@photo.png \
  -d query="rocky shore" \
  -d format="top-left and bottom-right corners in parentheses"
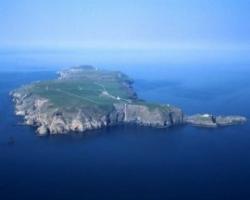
top-left (11, 66), bottom-right (247, 135)
top-left (11, 94), bottom-right (184, 135)
top-left (11, 66), bottom-right (184, 135)
top-left (185, 114), bottom-right (247, 128)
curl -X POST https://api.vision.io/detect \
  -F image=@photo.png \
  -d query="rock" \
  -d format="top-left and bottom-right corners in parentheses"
top-left (10, 66), bottom-right (246, 135)
top-left (37, 125), bottom-right (48, 136)
top-left (113, 103), bottom-right (183, 128)
top-left (71, 119), bottom-right (84, 132)
top-left (186, 114), bottom-right (247, 128)
top-left (216, 116), bottom-right (247, 126)
top-left (11, 66), bottom-right (183, 135)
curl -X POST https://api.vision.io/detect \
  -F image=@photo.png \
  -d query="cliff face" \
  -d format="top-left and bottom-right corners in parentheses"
top-left (11, 66), bottom-right (184, 135)
top-left (113, 103), bottom-right (183, 127)
top-left (12, 94), bottom-right (184, 135)
top-left (185, 114), bottom-right (247, 128)
top-left (11, 66), bottom-right (246, 135)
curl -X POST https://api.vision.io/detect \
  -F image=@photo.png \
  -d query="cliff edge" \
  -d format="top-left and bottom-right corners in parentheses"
top-left (11, 66), bottom-right (184, 135)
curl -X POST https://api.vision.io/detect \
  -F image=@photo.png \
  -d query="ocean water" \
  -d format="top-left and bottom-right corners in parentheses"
top-left (1, 65), bottom-right (250, 200)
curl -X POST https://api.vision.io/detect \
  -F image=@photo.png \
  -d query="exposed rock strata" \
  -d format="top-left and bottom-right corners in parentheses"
top-left (11, 94), bottom-right (184, 135)
top-left (11, 66), bottom-right (184, 135)
top-left (185, 114), bottom-right (247, 128)
top-left (11, 66), bottom-right (247, 135)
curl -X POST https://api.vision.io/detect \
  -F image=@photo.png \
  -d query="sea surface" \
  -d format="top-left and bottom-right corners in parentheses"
top-left (1, 64), bottom-right (250, 200)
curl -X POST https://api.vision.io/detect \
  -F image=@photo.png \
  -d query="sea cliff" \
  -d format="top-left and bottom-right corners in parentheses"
top-left (11, 66), bottom-right (184, 135)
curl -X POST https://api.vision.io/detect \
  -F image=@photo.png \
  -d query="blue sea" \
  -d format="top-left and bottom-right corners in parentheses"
top-left (1, 63), bottom-right (250, 200)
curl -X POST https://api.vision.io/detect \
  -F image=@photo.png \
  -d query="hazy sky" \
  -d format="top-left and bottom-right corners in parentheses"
top-left (1, 0), bottom-right (250, 51)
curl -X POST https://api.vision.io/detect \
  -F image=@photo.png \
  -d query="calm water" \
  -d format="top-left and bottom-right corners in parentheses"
top-left (1, 65), bottom-right (250, 200)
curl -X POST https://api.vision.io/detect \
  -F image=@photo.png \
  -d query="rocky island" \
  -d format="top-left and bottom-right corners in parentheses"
top-left (186, 114), bottom-right (247, 128)
top-left (11, 66), bottom-right (247, 135)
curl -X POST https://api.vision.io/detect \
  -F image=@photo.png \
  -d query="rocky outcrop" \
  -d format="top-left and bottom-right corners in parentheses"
top-left (113, 103), bottom-right (183, 127)
top-left (185, 114), bottom-right (247, 128)
top-left (11, 66), bottom-right (247, 136)
top-left (11, 92), bottom-right (184, 135)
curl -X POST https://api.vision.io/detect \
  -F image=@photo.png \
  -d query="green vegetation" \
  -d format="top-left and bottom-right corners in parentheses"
top-left (23, 67), bottom-right (136, 112)
top-left (134, 100), bottom-right (173, 112)
top-left (14, 66), bottom-right (177, 117)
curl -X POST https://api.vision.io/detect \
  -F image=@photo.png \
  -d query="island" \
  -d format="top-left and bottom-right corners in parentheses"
top-left (186, 114), bottom-right (247, 128)
top-left (11, 66), bottom-right (247, 135)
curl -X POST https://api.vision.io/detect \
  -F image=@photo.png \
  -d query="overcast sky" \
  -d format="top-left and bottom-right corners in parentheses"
top-left (1, 0), bottom-right (250, 51)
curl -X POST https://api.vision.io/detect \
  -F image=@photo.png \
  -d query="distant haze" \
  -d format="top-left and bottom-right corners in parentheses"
top-left (0, 0), bottom-right (250, 66)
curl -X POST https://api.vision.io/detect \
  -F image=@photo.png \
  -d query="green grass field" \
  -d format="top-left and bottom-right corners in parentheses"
top-left (25, 68), bottom-right (134, 112)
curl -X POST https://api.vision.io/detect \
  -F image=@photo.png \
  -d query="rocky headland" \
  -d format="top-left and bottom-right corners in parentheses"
top-left (11, 66), bottom-right (247, 135)
top-left (186, 114), bottom-right (247, 128)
